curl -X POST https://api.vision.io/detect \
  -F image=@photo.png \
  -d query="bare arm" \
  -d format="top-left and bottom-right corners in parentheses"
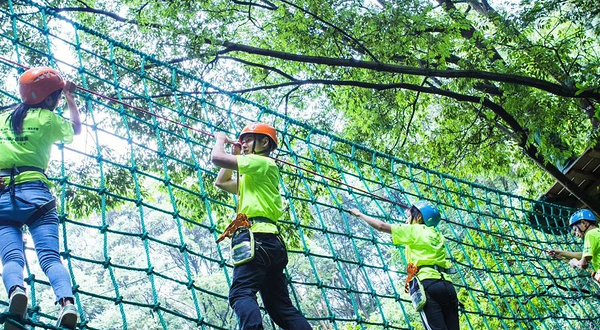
top-left (211, 132), bottom-right (238, 170)
top-left (548, 249), bottom-right (583, 260)
top-left (63, 82), bottom-right (81, 135)
top-left (211, 132), bottom-right (240, 194)
top-left (215, 168), bottom-right (237, 194)
top-left (548, 249), bottom-right (591, 269)
top-left (349, 208), bottom-right (392, 234)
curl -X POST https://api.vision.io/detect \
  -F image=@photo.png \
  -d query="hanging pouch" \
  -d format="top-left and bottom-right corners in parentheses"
top-left (408, 277), bottom-right (427, 311)
top-left (231, 226), bottom-right (255, 266)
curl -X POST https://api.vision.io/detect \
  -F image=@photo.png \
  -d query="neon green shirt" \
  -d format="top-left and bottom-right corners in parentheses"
top-left (0, 108), bottom-right (74, 185)
top-left (391, 224), bottom-right (453, 281)
top-left (582, 228), bottom-right (600, 271)
top-left (237, 154), bottom-right (283, 234)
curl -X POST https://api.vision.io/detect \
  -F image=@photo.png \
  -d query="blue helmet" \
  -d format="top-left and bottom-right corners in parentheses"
top-left (413, 201), bottom-right (441, 227)
top-left (569, 209), bottom-right (596, 227)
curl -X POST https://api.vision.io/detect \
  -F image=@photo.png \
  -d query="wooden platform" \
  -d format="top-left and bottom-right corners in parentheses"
top-left (542, 144), bottom-right (600, 209)
top-left (527, 144), bottom-right (600, 234)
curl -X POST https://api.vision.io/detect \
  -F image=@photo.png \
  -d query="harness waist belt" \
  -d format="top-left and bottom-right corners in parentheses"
top-left (0, 166), bottom-right (46, 177)
top-left (421, 265), bottom-right (457, 274)
top-left (248, 216), bottom-right (276, 225)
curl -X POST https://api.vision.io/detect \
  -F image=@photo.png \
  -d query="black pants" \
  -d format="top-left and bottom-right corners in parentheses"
top-left (228, 233), bottom-right (312, 330)
top-left (419, 279), bottom-right (459, 330)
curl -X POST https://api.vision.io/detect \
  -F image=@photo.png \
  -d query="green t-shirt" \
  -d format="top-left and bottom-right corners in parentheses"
top-left (0, 108), bottom-right (74, 185)
top-left (237, 154), bottom-right (283, 234)
top-left (582, 228), bottom-right (600, 271)
top-left (391, 224), bottom-right (453, 281)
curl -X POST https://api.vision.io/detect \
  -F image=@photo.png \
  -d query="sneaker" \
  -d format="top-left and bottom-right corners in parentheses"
top-left (5, 287), bottom-right (27, 330)
top-left (56, 304), bottom-right (77, 329)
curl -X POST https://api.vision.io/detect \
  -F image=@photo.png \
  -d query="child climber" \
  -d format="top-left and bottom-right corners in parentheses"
top-left (0, 67), bottom-right (81, 330)
top-left (548, 209), bottom-right (599, 279)
top-left (211, 122), bottom-right (312, 330)
top-left (349, 201), bottom-right (459, 330)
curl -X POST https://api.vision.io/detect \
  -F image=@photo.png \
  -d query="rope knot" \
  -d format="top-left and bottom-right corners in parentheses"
top-left (178, 243), bottom-right (187, 252)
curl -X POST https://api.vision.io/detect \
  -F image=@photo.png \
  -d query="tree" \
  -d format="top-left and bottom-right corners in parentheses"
top-left (1, 1), bottom-right (598, 328)
top-left (38, 0), bottom-right (600, 210)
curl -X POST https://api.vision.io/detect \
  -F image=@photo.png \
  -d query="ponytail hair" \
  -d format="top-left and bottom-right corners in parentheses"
top-left (9, 89), bottom-right (62, 134)
top-left (9, 103), bottom-right (33, 135)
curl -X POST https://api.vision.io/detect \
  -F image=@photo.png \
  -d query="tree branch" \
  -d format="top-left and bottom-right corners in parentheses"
top-left (279, 85), bottom-right (300, 116)
top-left (399, 77), bottom-right (426, 150)
top-left (48, 6), bottom-right (163, 29)
top-left (218, 41), bottom-right (600, 99)
top-left (219, 56), bottom-right (297, 81)
top-left (217, 77), bottom-right (600, 214)
top-left (437, 0), bottom-right (503, 62)
top-left (232, 0), bottom-right (278, 10)
top-left (278, 0), bottom-right (380, 63)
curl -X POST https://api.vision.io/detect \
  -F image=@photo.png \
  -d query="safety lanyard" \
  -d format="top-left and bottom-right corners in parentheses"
top-left (404, 263), bottom-right (419, 293)
top-left (215, 167), bottom-right (250, 243)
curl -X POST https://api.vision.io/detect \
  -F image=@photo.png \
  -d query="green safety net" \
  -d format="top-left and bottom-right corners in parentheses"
top-left (0, 1), bottom-right (599, 329)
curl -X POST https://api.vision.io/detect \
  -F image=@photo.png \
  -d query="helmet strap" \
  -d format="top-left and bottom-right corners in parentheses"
top-left (250, 134), bottom-right (272, 155)
top-left (581, 221), bottom-right (592, 235)
top-left (573, 221), bottom-right (591, 236)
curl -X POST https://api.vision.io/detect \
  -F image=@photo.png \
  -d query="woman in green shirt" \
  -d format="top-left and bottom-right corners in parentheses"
top-left (350, 201), bottom-right (459, 330)
top-left (0, 67), bottom-right (81, 330)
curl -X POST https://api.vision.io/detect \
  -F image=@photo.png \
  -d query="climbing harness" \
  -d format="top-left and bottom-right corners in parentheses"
top-left (405, 263), bottom-right (426, 310)
top-left (215, 213), bottom-right (251, 244)
top-left (0, 166), bottom-right (56, 224)
top-left (214, 169), bottom-right (256, 266)
top-left (0, 166), bottom-right (46, 199)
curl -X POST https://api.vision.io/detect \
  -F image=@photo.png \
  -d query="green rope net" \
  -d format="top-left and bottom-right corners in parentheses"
top-left (0, 1), bottom-right (598, 329)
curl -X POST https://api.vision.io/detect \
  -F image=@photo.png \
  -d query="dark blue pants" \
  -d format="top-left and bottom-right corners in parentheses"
top-left (229, 233), bottom-right (312, 330)
top-left (419, 279), bottom-right (459, 330)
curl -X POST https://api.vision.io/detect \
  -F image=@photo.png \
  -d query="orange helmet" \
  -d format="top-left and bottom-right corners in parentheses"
top-left (238, 122), bottom-right (278, 150)
top-left (19, 67), bottom-right (65, 105)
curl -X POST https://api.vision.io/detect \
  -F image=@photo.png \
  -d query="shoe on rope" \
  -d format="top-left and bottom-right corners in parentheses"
top-left (5, 286), bottom-right (27, 330)
top-left (56, 304), bottom-right (78, 329)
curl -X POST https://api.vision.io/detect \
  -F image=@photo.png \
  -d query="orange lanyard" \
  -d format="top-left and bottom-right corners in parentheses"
top-left (215, 169), bottom-right (250, 243)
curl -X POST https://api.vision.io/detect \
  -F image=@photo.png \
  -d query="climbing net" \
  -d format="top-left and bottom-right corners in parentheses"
top-left (0, 1), bottom-right (598, 329)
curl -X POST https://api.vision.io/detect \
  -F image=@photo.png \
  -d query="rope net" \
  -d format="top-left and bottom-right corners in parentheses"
top-left (0, 1), bottom-right (598, 329)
